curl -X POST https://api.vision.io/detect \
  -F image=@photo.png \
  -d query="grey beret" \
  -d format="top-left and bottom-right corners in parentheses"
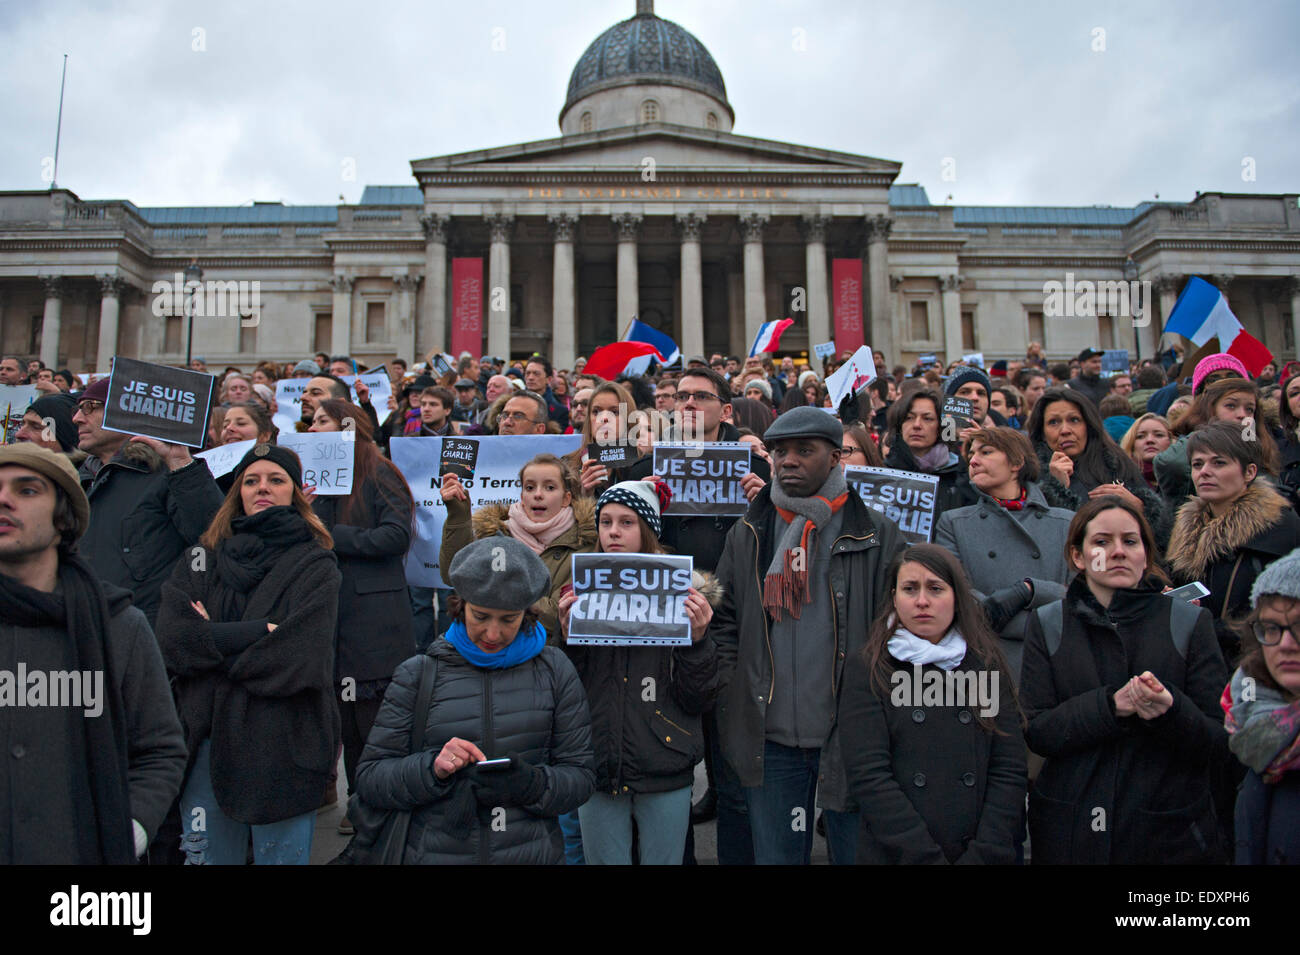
top-left (1250, 547), bottom-right (1300, 607)
top-left (764, 405), bottom-right (842, 448)
top-left (447, 535), bottom-right (550, 611)
top-left (293, 359), bottom-right (321, 375)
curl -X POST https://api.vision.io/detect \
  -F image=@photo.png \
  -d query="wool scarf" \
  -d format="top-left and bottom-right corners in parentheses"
top-left (763, 467), bottom-right (849, 621)
top-left (505, 500), bottom-right (576, 555)
top-left (444, 619), bottom-right (547, 669)
top-left (1221, 668), bottom-right (1300, 783)
top-left (887, 625), bottom-right (968, 670)
top-left (912, 443), bottom-right (952, 473)
top-left (0, 551), bottom-right (134, 864)
top-left (214, 506), bottom-right (314, 624)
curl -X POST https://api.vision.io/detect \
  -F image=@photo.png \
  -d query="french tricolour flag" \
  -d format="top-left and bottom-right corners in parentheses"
top-left (748, 318), bottom-right (794, 357)
top-left (624, 318), bottom-right (680, 368)
top-left (1164, 276), bottom-right (1273, 376)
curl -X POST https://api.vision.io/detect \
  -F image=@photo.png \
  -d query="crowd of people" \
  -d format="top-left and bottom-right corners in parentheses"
top-left (1, 339), bottom-right (1298, 866)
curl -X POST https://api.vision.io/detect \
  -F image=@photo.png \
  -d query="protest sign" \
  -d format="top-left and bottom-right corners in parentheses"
top-left (962, 352), bottom-right (985, 368)
top-left (567, 553), bottom-right (695, 647)
top-left (391, 433), bottom-right (583, 588)
top-left (439, 437), bottom-right (480, 479)
top-left (1, 384), bottom-right (38, 444)
top-left (276, 431), bottom-right (355, 495)
top-left (824, 344), bottom-right (876, 409)
top-left (844, 466), bottom-right (940, 543)
top-left (813, 341), bottom-right (837, 362)
top-left (588, 442), bottom-right (637, 469)
top-left (942, 395), bottom-right (975, 435)
top-left (273, 379), bottom-right (308, 435)
top-left (195, 438), bottom-right (256, 479)
top-left (918, 353), bottom-right (937, 367)
top-left (101, 358), bottom-right (214, 448)
top-left (1102, 349), bottom-right (1129, 374)
top-left (340, 369), bottom-right (393, 426)
top-left (652, 442), bottom-right (751, 516)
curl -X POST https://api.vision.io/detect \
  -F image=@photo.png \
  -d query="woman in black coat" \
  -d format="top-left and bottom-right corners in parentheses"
top-left (355, 536), bottom-right (596, 865)
top-left (306, 399), bottom-right (416, 820)
top-left (881, 388), bottom-right (978, 518)
top-left (1020, 495), bottom-right (1231, 865)
top-left (839, 544), bottom-right (1027, 864)
top-left (1225, 551), bottom-right (1300, 864)
top-left (157, 444), bottom-right (341, 865)
top-left (1271, 370), bottom-right (1300, 512)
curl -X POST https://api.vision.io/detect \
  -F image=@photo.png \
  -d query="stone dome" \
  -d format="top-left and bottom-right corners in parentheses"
top-left (563, 3), bottom-right (733, 123)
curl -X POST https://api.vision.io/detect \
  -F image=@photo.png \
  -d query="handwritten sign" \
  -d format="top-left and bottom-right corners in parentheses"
top-left (439, 437), bottom-right (480, 480)
top-left (276, 431), bottom-right (355, 495)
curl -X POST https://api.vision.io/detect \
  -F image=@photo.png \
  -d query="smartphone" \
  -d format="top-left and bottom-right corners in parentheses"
top-left (475, 757), bottom-right (513, 772)
top-left (1167, 581), bottom-right (1210, 602)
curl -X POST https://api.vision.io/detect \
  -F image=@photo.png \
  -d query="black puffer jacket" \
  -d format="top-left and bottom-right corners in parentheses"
top-left (882, 441), bottom-right (978, 519)
top-left (355, 639), bottom-right (596, 865)
top-left (565, 572), bottom-right (724, 795)
top-left (1020, 577), bottom-right (1230, 865)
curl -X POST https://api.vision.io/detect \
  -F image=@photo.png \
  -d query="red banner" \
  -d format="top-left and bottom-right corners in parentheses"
top-left (450, 257), bottom-right (483, 358)
top-left (832, 258), bottom-right (864, 354)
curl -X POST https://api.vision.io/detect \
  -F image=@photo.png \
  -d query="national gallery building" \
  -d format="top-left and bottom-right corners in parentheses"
top-left (2, 1), bottom-right (1299, 373)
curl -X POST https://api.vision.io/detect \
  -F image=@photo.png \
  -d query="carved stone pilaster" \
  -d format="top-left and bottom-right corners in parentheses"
top-left (940, 274), bottom-right (962, 292)
top-left (395, 274), bottom-right (421, 293)
top-left (612, 213), bottom-right (642, 241)
top-left (548, 212), bottom-right (577, 242)
top-left (799, 215), bottom-right (828, 243)
top-left (40, 275), bottom-right (66, 300)
top-left (739, 212), bottom-right (768, 242)
top-left (420, 213), bottom-right (449, 243)
top-left (97, 273), bottom-right (128, 298)
top-left (866, 215), bottom-right (893, 243)
top-left (330, 274), bottom-right (354, 294)
top-left (889, 274), bottom-right (905, 291)
top-left (675, 212), bottom-right (706, 241)
top-left (486, 214), bottom-right (515, 243)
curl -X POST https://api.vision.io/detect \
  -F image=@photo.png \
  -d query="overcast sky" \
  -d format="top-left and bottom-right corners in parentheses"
top-left (3, 0), bottom-right (1296, 210)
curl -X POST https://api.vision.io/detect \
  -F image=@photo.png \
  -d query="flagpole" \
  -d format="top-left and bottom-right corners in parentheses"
top-left (51, 54), bottom-right (68, 190)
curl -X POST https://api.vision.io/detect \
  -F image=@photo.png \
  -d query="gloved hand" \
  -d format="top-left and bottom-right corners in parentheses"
top-left (470, 752), bottom-right (546, 808)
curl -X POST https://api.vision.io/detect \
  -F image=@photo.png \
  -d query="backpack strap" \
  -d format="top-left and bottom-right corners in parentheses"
top-left (410, 653), bottom-right (438, 753)
top-left (1037, 601), bottom-right (1064, 657)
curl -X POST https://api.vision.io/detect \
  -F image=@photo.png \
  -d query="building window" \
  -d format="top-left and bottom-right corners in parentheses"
top-left (239, 322), bottom-right (257, 354)
top-left (961, 309), bottom-right (978, 351)
top-left (164, 316), bottom-right (182, 354)
top-left (366, 301), bottom-right (386, 342)
top-left (640, 100), bottom-right (659, 123)
top-left (314, 313), bottom-right (332, 354)
top-left (706, 112), bottom-right (718, 130)
top-left (1027, 310), bottom-right (1045, 348)
top-left (580, 111), bottom-right (593, 133)
top-left (909, 300), bottom-right (929, 341)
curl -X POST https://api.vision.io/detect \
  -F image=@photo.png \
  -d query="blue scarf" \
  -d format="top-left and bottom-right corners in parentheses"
top-left (444, 619), bottom-right (547, 669)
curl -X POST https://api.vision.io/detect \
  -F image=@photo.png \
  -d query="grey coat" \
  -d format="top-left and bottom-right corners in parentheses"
top-left (934, 483), bottom-right (1073, 683)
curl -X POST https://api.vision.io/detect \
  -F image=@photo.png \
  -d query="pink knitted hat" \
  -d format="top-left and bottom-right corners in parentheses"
top-left (1192, 353), bottom-right (1248, 395)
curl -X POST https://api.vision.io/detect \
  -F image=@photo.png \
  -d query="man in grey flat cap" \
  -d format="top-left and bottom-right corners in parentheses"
top-left (710, 406), bottom-right (904, 866)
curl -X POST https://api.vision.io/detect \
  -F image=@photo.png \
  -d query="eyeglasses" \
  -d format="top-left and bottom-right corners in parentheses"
top-left (498, 411), bottom-right (538, 423)
top-left (840, 445), bottom-right (864, 456)
top-left (77, 400), bottom-right (104, 416)
top-left (571, 400), bottom-right (590, 409)
top-left (674, 391), bottom-right (721, 404)
top-left (1253, 622), bottom-right (1300, 646)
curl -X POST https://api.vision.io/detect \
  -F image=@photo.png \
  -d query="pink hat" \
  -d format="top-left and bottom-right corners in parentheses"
top-left (1192, 353), bottom-right (1249, 395)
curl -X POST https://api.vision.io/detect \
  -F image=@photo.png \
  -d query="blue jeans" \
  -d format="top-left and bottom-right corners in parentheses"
top-left (708, 710), bottom-right (753, 865)
top-left (179, 739), bottom-right (316, 865)
top-left (743, 740), bottom-right (857, 865)
top-left (579, 786), bottom-right (692, 865)
top-left (557, 810), bottom-right (585, 865)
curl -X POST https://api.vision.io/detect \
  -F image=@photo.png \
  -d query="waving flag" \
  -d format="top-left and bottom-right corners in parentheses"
top-left (624, 318), bottom-right (680, 368)
top-left (1164, 277), bottom-right (1273, 376)
top-left (584, 341), bottom-right (664, 381)
top-left (748, 318), bottom-right (794, 357)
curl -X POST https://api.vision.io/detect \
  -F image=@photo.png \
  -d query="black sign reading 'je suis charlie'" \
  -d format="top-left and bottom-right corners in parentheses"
top-left (567, 552), bottom-right (695, 646)
top-left (101, 357), bottom-right (215, 448)
top-left (652, 442), bottom-right (752, 517)
top-left (588, 441), bottom-right (638, 470)
top-left (439, 437), bottom-right (480, 480)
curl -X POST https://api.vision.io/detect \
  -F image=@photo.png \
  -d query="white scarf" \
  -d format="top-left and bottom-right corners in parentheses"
top-left (887, 625), bottom-right (967, 670)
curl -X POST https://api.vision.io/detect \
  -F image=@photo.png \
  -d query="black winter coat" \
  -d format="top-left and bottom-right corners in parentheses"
top-left (78, 443), bottom-right (224, 626)
top-left (565, 573), bottom-right (724, 794)
top-left (839, 648), bottom-right (1027, 864)
top-left (311, 465), bottom-right (416, 685)
top-left (355, 640), bottom-right (596, 865)
top-left (1021, 578), bottom-right (1231, 864)
top-left (1236, 769), bottom-right (1300, 864)
top-left (157, 538), bottom-right (342, 825)
top-left (882, 441), bottom-right (978, 519)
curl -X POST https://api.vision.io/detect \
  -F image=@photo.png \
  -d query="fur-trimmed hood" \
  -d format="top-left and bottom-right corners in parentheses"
top-left (115, 439), bottom-right (167, 472)
top-left (692, 570), bottom-right (724, 608)
top-left (1168, 482), bottom-right (1291, 580)
top-left (470, 495), bottom-right (598, 552)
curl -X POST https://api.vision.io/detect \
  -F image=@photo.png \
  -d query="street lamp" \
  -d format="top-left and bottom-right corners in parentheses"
top-left (184, 260), bottom-right (203, 367)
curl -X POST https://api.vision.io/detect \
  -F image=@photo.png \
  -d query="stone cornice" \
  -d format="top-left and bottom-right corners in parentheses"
top-left (414, 171), bottom-right (892, 188)
top-left (958, 254), bottom-right (1128, 269)
top-left (321, 240), bottom-right (425, 253)
top-left (1128, 237), bottom-right (1300, 258)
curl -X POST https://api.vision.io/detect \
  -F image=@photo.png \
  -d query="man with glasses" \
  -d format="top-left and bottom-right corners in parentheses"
top-left (71, 378), bottom-right (223, 627)
top-left (496, 392), bottom-right (548, 436)
top-left (654, 379), bottom-right (677, 416)
top-left (567, 388), bottom-right (593, 435)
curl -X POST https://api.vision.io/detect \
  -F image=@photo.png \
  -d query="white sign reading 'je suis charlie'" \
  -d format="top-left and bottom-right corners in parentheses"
top-left (275, 431), bottom-right (355, 495)
top-left (567, 553), bottom-right (695, 647)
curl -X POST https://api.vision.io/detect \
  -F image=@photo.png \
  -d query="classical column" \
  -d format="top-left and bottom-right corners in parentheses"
top-left (940, 274), bottom-right (963, 364)
top-left (676, 213), bottom-right (706, 361)
top-left (739, 213), bottom-right (768, 350)
top-left (486, 214), bottom-right (514, 359)
top-left (1287, 277), bottom-right (1300, 361)
top-left (865, 215), bottom-right (894, 359)
top-left (39, 276), bottom-right (66, 369)
top-left (330, 274), bottom-right (353, 358)
top-left (394, 274), bottom-right (420, 363)
top-left (549, 213), bottom-right (577, 370)
top-left (613, 213), bottom-right (642, 329)
top-left (800, 215), bottom-right (830, 349)
top-left (420, 214), bottom-right (449, 358)
top-left (1153, 274), bottom-right (1180, 352)
top-left (96, 274), bottom-right (127, 371)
